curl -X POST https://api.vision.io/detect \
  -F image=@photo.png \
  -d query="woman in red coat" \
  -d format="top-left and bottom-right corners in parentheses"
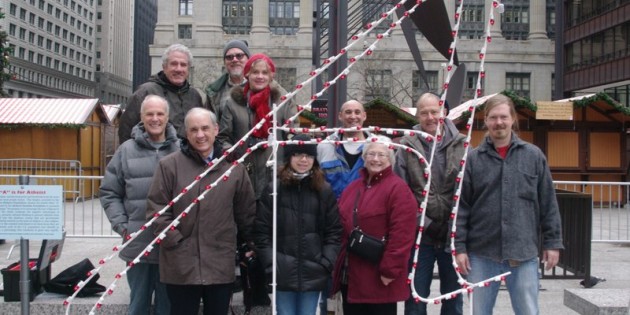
top-left (331, 136), bottom-right (417, 315)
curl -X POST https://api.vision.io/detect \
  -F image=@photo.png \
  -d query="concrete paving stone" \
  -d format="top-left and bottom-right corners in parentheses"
top-left (1, 239), bottom-right (629, 314)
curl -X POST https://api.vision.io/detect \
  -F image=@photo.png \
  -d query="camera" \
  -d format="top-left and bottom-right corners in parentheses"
top-left (237, 243), bottom-right (256, 266)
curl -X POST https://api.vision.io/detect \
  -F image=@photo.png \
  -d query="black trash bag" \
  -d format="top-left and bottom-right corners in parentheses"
top-left (237, 243), bottom-right (270, 311)
top-left (44, 258), bottom-right (106, 297)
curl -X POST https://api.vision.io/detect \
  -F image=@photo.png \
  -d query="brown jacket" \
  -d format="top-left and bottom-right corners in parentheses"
top-left (146, 141), bottom-right (256, 285)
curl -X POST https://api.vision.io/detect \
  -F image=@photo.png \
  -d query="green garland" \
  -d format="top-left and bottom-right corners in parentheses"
top-left (364, 98), bottom-right (418, 125)
top-left (0, 123), bottom-right (86, 130)
top-left (571, 91), bottom-right (630, 115)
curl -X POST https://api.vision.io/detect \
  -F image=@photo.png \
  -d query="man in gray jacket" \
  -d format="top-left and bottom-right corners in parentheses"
top-left (455, 94), bottom-right (563, 315)
top-left (395, 93), bottom-right (464, 315)
top-left (100, 95), bottom-right (179, 315)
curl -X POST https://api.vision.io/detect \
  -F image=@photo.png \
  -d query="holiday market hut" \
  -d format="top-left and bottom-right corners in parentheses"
top-left (449, 91), bottom-right (630, 204)
top-left (0, 98), bottom-right (119, 199)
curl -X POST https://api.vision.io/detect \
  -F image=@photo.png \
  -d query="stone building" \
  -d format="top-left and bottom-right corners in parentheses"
top-left (151, 0), bottom-right (557, 108)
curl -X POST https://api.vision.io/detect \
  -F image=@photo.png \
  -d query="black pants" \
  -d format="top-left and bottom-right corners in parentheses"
top-left (166, 282), bottom-right (233, 315)
top-left (341, 285), bottom-right (397, 315)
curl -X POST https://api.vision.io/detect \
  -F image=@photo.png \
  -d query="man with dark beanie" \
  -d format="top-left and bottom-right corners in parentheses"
top-left (205, 39), bottom-right (251, 122)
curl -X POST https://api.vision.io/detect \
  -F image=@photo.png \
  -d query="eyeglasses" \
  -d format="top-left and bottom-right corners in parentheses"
top-left (224, 53), bottom-right (246, 61)
top-left (292, 153), bottom-right (315, 160)
top-left (366, 151), bottom-right (388, 159)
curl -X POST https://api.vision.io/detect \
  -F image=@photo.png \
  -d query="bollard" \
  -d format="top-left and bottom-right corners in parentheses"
top-left (18, 175), bottom-right (30, 315)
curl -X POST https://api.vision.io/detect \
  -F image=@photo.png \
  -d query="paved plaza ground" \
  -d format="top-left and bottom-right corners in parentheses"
top-left (1, 237), bottom-right (628, 314)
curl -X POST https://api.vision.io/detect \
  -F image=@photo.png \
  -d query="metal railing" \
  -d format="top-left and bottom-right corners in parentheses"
top-left (1, 174), bottom-right (629, 243)
top-left (554, 180), bottom-right (630, 243)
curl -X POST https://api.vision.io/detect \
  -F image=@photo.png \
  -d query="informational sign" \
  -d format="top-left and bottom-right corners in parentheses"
top-left (536, 101), bottom-right (574, 120)
top-left (311, 99), bottom-right (328, 119)
top-left (0, 185), bottom-right (63, 240)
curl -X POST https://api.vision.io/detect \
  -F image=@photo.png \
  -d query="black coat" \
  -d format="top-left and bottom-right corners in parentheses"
top-left (254, 176), bottom-right (342, 292)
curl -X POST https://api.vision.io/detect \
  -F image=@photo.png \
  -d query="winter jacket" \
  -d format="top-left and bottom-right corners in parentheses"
top-left (100, 123), bottom-right (179, 263)
top-left (455, 133), bottom-right (564, 262)
top-left (331, 167), bottom-right (416, 303)
top-left (254, 175), bottom-right (342, 292)
top-left (119, 71), bottom-right (206, 143)
top-left (146, 140), bottom-right (256, 285)
top-left (317, 131), bottom-right (372, 199)
top-left (394, 119), bottom-right (466, 245)
top-left (217, 82), bottom-right (297, 199)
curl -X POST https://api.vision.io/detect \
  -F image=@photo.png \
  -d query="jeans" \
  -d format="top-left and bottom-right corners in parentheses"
top-left (126, 263), bottom-right (169, 315)
top-left (276, 290), bottom-right (321, 315)
top-left (467, 254), bottom-right (539, 315)
top-left (405, 243), bottom-right (463, 315)
top-left (166, 282), bottom-right (233, 315)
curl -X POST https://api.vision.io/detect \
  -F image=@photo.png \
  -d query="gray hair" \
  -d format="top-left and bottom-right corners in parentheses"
top-left (162, 43), bottom-right (193, 67)
top-left (184, 107), bottom-right (217, 130)
top-left (362, 135), bottom-right (396, 166)
top-left (140, 95), bottom-right (170, 116)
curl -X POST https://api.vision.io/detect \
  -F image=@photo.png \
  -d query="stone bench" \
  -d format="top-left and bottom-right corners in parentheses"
top-left (564, 289), bottom-right (630, 315)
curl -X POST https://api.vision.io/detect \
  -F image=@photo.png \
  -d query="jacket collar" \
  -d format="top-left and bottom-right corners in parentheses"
top-left (360, 166), bottom-right (393, 187)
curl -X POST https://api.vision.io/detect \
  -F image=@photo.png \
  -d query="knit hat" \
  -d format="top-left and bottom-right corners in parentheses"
top-left (284, 134), bottom-right (317, 160)
top-left (223, 39), bottom-right (251, 58)
top-left (244, 53), bottom-right (275, 76)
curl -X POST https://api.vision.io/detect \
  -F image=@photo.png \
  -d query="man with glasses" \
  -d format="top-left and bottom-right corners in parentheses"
top-left (119, 43), bottom-right (206, 143)
top-left (205, 39), bottom-right (251, 122)
top-left (394, 92), bottom-right (464, 315)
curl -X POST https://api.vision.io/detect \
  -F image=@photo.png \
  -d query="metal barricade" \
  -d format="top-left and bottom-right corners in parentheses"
top-left (554, 181), bottom-right (630, 243)
top-left (0, 159), bottom-right (85, 202)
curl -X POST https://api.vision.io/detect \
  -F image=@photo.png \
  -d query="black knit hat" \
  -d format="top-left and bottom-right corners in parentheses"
top-left (284, 134), bottom-right (317, 160)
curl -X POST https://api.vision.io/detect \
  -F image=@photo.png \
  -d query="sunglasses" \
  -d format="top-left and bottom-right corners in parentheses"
top-left (225, 53), bottom-right (246, 61)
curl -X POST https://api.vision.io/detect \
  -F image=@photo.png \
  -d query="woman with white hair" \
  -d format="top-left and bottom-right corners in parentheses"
top-left (331, 136), bottom-right (417, 315)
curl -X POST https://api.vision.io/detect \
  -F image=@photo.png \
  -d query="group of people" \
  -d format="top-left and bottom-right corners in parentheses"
top-left (100, 39), bottom-right (563, 315)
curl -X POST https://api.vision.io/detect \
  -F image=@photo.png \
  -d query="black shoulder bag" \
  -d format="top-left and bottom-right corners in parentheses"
top-left (347, 191), bottom-right (386, 264)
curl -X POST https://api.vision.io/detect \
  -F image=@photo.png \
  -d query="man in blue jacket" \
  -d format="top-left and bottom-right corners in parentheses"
top-left (455, 94), bottom-right (563, 315)
top-left (317, 100), bottom-right (372, 199)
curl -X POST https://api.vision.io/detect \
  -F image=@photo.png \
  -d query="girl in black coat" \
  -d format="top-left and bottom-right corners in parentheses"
top-left (254, 134), bottom-right (342, 315)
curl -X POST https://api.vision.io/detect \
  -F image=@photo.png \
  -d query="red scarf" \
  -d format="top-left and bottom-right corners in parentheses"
top-left (244, 84), bottom-right (273, 139)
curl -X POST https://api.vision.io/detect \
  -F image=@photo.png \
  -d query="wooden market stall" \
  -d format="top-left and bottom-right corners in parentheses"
top-left (0, 98), bottom-right (119, 198)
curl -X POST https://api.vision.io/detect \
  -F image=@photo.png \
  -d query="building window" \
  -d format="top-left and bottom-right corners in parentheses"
top-left (363, 0), bottom-right (393, 34)
top-left (19, 28), bottom-right (26, 40)
top-left (9, 24), bottom-right (16, 36)
top-left (365, 69), bottom-right (392, 101)
top-left (546, 0), bottom-right (555, 39)
top-left (463, 72), bottom-right (484, 101)
top-left (9, 3), bottom-right (17, 16)
top-left (412, 70), bottom-right (438, 105)
top-left (179, 0), bottom-right (193, 15)
top-left (269, 0), bottom-right (300, 35)
top-left (502, 1), bottom-right (529, 40)
top-left (38, 0), bottom-right (45, 10)
top-left (505, 73), bottom-right (531, 99)
top-left (459, 0), bottom-right (485, 39)
top-left (222, 0), bottom-right (253, 35)
top-left (97, 12), bottom-right (102, 20)
top-left (178, 24), bottom-right (193, 39)
top-left (275, 67), bottom-right (297, 92)
top-left (20, 8), bottom-right (27, 20)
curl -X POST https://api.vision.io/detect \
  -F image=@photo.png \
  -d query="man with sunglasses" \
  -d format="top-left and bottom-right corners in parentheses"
top-left (205, 40), bottom-right (251, 122)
